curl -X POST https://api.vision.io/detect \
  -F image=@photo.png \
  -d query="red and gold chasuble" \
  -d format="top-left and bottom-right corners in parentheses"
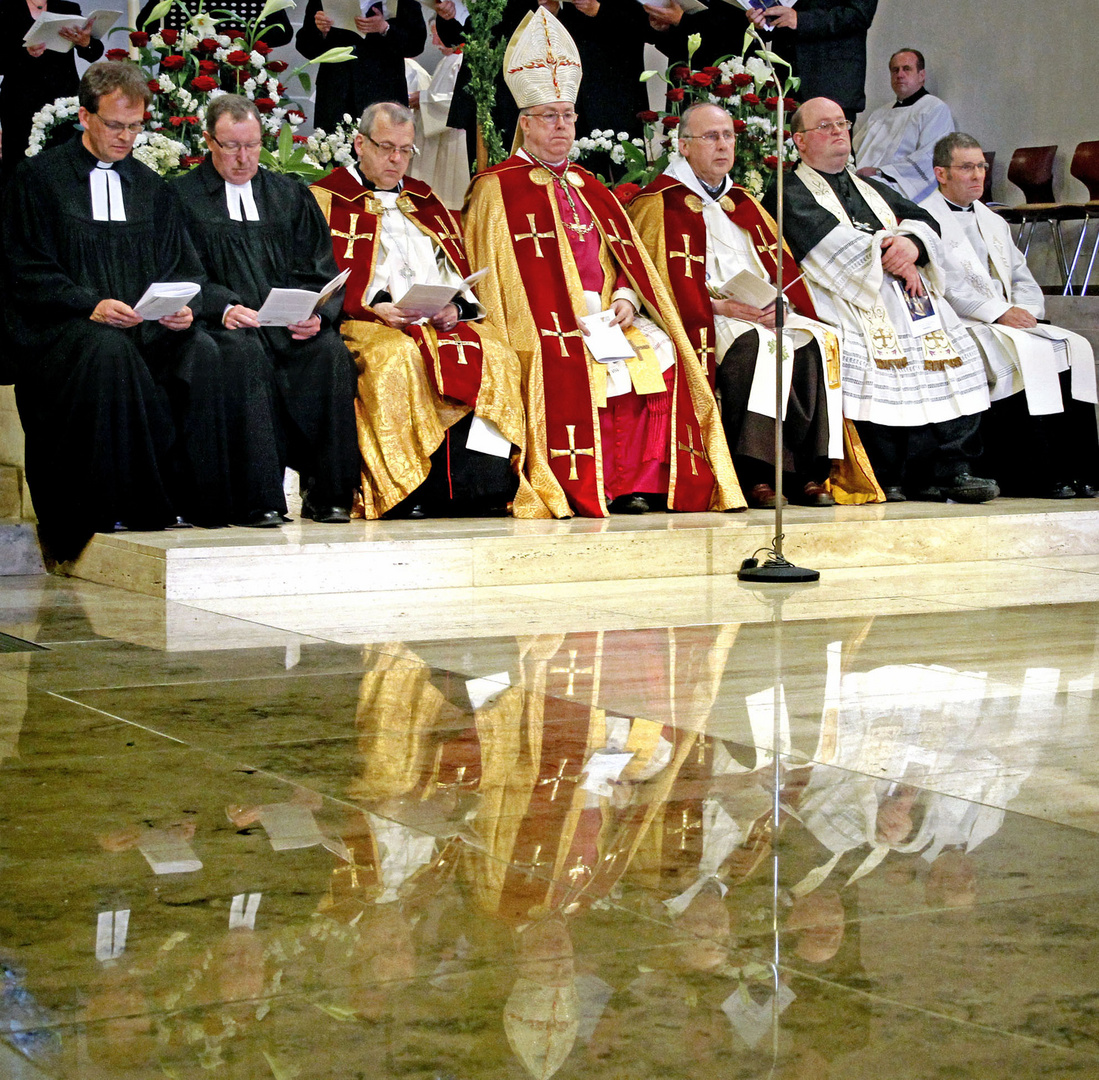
top-left (465, 156), bottom-right (742, 518)
top-left (310, 169), bottom-right (485, 409)
top-left (629, 176), bottom-right (823, 388)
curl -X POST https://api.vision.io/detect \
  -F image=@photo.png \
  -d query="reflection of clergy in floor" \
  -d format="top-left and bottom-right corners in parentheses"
top-left (310, 102), bottom-right (527, 519)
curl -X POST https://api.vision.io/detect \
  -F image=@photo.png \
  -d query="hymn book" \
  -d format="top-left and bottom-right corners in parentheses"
top-left (393, 267), bottom-right (487, 319)
top-left (256, 267), bottom-right (351, 326)
top-left (22, 9), bottom-right (120, 53)
top-left (133, 281), bottom-right (201, 321)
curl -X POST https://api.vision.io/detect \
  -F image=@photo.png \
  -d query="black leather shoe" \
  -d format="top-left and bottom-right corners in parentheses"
top-left (609, 493), bottom-right (650, 514)
top-left (939, 471), bottom-right (999, 504)
top-left (1040, 482), bottom-right (1077, 499)
top-left (301, 499), bottom-right (351, 524)
top-left (1073, 480), bottom-right (1098, 498)
top-left (882, 485), bottom-right (907, 503)
top-left (238, 509), bottom-right (284, 528)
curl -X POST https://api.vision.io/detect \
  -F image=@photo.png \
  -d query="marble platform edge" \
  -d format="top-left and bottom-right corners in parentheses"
top-left (59, 503), bottom-right (1099, 601)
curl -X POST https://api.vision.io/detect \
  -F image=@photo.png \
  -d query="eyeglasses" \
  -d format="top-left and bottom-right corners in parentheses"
top-left (210, 134), bottom-right (263, 152)
top-left (524, 110), bottom-right (578, 125)
top-left (90, 114), bottom-right (144, 135)
top-left (806, 119), bottom-right (853, 134)
top-left (681, 131), bottom-right (736, 144)
top-left (365, 135), bottom-right (419, 158)
top-left (946, 161), bottom-right (990, 174)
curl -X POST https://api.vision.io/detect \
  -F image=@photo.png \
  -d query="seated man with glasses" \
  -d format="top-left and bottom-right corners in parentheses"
top-left (630, 102), bottom-right (882, 508)
top-left (920, 132), bottom-right (1098, 498)
top-left (2, 61), bottom-right (255, 560)
top-left (310, 101), bottom-right (527, 519)
top-left (464, 8), bottom-right (742, 518)
top-left (767, 96), bottom-right (997, 504)
top-left (174, 94), bottom-right (360, 526)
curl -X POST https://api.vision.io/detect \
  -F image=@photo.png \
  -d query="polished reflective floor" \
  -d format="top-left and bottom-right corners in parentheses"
top-left (3, 550), bottom-right (1099, 1078)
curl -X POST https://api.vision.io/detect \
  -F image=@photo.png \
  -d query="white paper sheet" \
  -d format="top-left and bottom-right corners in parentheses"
top-left (133, 281), bottom-right (200, 321)
top-left (579, 309), bottom-right (635, 363)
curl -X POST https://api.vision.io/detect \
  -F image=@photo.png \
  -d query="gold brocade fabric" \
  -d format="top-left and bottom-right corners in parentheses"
top-left (340, 318), bottom-right (526, 519)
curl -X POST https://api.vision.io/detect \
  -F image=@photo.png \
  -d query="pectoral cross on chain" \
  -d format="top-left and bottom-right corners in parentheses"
top-left (670, 234), bottom-right (704, 279)
top-left (331, 212), bottom-right (374, 260)
top-left (549, 424), bottom-right (595, 482)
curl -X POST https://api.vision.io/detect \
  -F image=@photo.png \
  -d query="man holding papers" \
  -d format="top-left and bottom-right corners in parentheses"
top-left (767, 96), bottom-right (996, 504)
top-left (310, 101), bottom-right (526, 519)
top-left (2, 62), bottom-right (256, 559)
top-left (464, 8), bottom-right (741, 517)
top-left (175, 94), bottom-right (359, 525)
top-left (630, 102), bottom-right (880, 508)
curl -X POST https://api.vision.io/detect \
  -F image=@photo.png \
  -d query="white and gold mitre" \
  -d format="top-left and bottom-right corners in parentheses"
top-left (503, 7), bottom-right (582, 109)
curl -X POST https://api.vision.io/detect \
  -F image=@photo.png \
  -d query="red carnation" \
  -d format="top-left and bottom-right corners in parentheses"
top-left (266, 59), bottom-right (288, 73)
top-left (160, 28), bottom-right (178, 45)
top-left (731, 72), bottom-right (753, 88)
top-left (763, 154), bottom-right (780, 169)
top-left (785, 97), bottom-right (799, 112)
top-left (105, 48), bottom-right (129, 61)
top-left (292, 133), bottom-right (308, 144)
top-left (275, 82), bottom-right (286, 96)
top-left (159, 54), bottom-right (186, 71)
top-left (711, 84), bottom-right (734, 98)
top-left (191, 75), bottom-right (219, 92)
top-left (129, 30), bottom-right (149, 46)
top-left (199, 59), bottom-right (219, 74)
top-left (690, 72), bottom-right (713, 87)
top-left (147, 78), bottom-right (161, 94)
top-left (226, 49), bottom-right (250, 65)
top-left (764, 95), bottom-right (779, 110)
top-left (742, 92), bottom-right (761, 106)
top-left (182, 154), bottom-right (205, 167)
top-left (254, 97), bottom-right (276, 113)
top-left (142, 110), bottom-right (152, 120)
top-left (196, 37), bottom-right (219, 54)
top-left (637, 109), bottom-right (659, 123)
top-left (613, 182), bottom-right (641, 206)
top-left (661, 115), bottom-right (680, 128)
top-left (183, 115), bottom-right (199, 125)
top-left (733, 118), bottom-right (748, 133)
top-left (666, 87), bottom-right (685, 102)
top-left (702, 65), bottom-right (721, 76)
top-left (254, 40), bottom-right (272, 55)
top-left (671, 65), bottom-right (691, 81)
top-left (168, 116), bottom-right (184, 127)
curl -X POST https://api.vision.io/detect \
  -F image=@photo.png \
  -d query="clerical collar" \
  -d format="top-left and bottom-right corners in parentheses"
top-left (894, 85), bottom-right (929, 108)
top-left (519, 147), bottom-right (569, 174)
top-left (943, 196), bottom-right (975, 212)
top-left (347, 162), bottom-right (400, 194)
top-left (699, 176), bottom-right (727, 200)
top-left (89, 159), bottom-right (126, 222)
top-left (225, 178), bottom-right (259, 221)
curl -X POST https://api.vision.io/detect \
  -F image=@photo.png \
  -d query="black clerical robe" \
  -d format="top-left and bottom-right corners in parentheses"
top-left (173, 159), bottom-right (358, 508)
top-left (3, 136), bottom-right (264, 557)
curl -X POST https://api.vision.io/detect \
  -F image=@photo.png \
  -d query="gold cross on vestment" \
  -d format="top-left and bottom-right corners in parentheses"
top-left (670, 234), bottom-right (704, 278)
top-left (669, 807), bottom-right (702, 850)
top-left (438, 336), bottom-right (475, 365)
top-left (754, 225), bottom-right (781, 259)
top-left (696, 327), bottom-right (715, 369)
top-left (432, 218), bottom-right (461, 247)
top-left (871, 328), bottom-right (897, 351)
top-left (548, 647), bottom-right (594, 696)
top-left (540, 311), bottom-right (585, 351)
top-left (516, 843), bottom-right (552, 879)
top-left (567, 855), bottom-right (591, 884)
top-left (677, 427), bottom-right (706, 476)
top-left (513, 213), bottom-right (555, 257)
top-left (605, 220), bottom-right (635, 263)
top-left (549, 424), bottom-right (595, 482)
top-left (330, 212), bottom-right (374, 259)
top-left (538, 760), bottom-right (580, 801)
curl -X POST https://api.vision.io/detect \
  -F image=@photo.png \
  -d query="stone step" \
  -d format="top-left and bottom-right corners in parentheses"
top-left (60, 500), bottom-right (1099, 601)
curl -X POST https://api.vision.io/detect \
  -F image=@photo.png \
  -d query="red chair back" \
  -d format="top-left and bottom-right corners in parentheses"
top-left (1006, 145), bottom-right (1057, 203)
top-left (1070, 141), bottom-right (1099, 201)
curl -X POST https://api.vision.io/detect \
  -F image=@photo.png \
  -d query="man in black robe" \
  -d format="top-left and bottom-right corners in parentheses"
top-left (174, 94), bottom-right (359, 522)
top-left (2, 61), bottom-right (272, 560)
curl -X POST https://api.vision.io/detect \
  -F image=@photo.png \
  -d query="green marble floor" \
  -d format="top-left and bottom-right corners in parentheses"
top-left (2, 556), bottom-right (1099, 1079)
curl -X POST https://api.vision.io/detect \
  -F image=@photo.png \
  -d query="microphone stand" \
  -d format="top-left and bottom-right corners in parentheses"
top-left (737, 28), bottom-right (820, 585)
